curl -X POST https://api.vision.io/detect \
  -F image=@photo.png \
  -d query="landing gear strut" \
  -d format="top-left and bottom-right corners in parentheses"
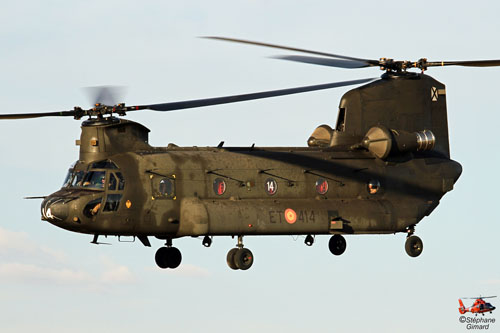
top-left (155, 238), bottom-right (182, 269)
top-left (202, 235), bottom-right (212, 247)
top-left (226, 235), bottom-right (254, 270)
top-left (328, 234), bottom-right (347, 256)
top-left (304, 234), bottom-right (314, 246)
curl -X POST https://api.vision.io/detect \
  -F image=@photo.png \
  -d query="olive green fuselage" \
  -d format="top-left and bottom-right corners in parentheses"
top-left (42, 139), bottom-right (461, 239)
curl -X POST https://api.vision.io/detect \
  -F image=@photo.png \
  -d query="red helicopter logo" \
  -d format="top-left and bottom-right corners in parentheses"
top-left (459, 296), bottom-right (496, 316)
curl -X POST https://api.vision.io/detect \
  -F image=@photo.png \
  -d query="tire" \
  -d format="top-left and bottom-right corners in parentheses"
top-left (234, 248), bottom-right (254, 270)
top-left (405, 235), bottom-right (423, 257)
top-left (328, 234), bottom-right (347, 255)
top-left (155, 247), bottom-right (169, 269)
top-left (165, 247), bottom-right (182, 269)
top-left (226, 248), bottom-right (239, 270)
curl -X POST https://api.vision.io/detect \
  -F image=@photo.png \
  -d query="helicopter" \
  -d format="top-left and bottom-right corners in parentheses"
top-left (2, 37), bottom-right (499, 271)
top-left (459, 296), bottom-right (496, 316)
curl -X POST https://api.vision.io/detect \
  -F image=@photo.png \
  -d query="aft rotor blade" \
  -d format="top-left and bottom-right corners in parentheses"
top-left (274, 55), bottom-right (373, 69)
top-left (0, 110), bottom-right (76, 120)
top-left (426, 60), bottom-right (500, 68)
top-left (135, 78), bottom-right (375, 112)
top-left (204, 36), bottom-right (378, 65)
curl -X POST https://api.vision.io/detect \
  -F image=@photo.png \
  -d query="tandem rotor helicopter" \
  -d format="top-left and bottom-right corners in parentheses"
top-left (2, 37), bottom-right (499, 270)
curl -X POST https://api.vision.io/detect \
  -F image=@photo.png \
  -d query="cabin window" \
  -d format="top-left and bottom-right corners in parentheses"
top-left (151, 176), bottom-right (175, 199)
top-left (316, 178), bottom-right (329, 195)
top-left (213, 178), bottom-right (226, 195)
top-left (159, 178), bottom-right (174, 197)
top-left (367, 179), bottom-right (380, 194)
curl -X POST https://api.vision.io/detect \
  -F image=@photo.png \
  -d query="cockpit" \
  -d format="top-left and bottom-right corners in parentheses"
top-left (42, 159), bottom-right (129, 231)
top-left (60, 159), bottom-right (126, 216)
top-left (62, 160), bottom-right (125, 191)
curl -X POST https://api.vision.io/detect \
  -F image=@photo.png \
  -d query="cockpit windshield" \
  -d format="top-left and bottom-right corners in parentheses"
top-left (62, 170), bottom-right (73, 187)
top-left (62, 160), bottom-right (124, 190)
top-left (81, 171), bottom-right (106, 189)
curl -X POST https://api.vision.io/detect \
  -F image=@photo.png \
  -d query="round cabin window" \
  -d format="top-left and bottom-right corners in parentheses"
top-left (213, 178), bottom-right (226, 196)
top-left (315, 178), bottom-right (329, 195)
top-left (367, 179), bottom-right (381, 195)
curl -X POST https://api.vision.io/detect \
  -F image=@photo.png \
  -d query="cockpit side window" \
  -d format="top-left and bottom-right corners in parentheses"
top-left (116, 172), bottom-right (125, 190)
top-left (103, 194), bottom-right (122, 212)
top-left (108, 173), bottom-right (117, 191)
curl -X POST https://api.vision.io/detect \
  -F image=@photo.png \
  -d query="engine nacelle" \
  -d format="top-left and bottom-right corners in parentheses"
top-left (362, 126), bottom-right (435, 159)
top-left (307, 124), bottom-right (333, 147)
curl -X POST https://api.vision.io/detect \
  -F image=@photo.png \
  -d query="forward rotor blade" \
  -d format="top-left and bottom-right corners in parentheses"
top-left (426, 60), bottom-right (500, 68)
top-left (0, 110), bottom-right (76, 120)
top-left (136, 78), bottom-right (375, 112)
top-left (203, 36), bottom-right (378, 65)
top-left (274, 55), bottom-right (373, 69)
top-left (0, 78), bottom-right (375, 120)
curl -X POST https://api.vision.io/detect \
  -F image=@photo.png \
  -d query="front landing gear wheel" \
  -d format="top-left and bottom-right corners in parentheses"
top-left (226, 248), bottom-right (239, 270)
top-left (405, 235), bottom-right (423, 257)
top-left (234, 248), bottom-right (254, 270)
top-left (328, 234), bottom-right (347, 256)
top-left (155, 246), bottom-right (182, 269)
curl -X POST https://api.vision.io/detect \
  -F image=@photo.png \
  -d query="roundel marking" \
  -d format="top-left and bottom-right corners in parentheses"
top-left (284, 208), bottom-right (297, 224)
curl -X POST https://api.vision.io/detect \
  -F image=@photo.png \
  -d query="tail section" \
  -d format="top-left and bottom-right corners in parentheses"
top-left (459, 299), bottom-right (467, 314)
top-left (334, 74), bottom-right (450, 158)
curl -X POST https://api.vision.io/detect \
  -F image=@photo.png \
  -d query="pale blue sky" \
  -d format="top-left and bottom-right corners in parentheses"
top-left (1, 1), bottom-right (499, 332)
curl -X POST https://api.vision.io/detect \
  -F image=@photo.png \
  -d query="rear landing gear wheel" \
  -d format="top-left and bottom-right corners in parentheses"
top-left (328, 234), bottom-right (347, 256)
top-left (155, 246), bottom-right (182, 269)
top-left (405, 235), bottom-right (423, 257)
top-left (234, 248), bottom-right (254, 270)
top-left (226, 248), bottom-right (239, 270)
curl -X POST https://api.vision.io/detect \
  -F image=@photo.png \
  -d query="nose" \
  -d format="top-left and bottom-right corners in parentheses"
top-left (41, 197), bottom-right (69, 222)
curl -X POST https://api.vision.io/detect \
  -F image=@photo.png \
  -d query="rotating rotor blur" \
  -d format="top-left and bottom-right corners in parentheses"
top-left (0, 78), bottom-right (375, 120)
top-left (204, 36), bottom-right (500, 72)
top-left (2, 36), bottom-right (500, 121)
